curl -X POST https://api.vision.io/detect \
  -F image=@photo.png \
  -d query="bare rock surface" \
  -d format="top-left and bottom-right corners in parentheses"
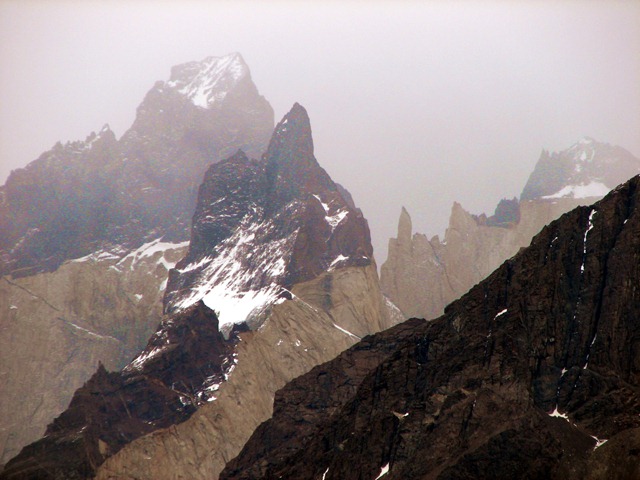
top-left (223, 174), bottom-right (640, 480)
top-left (0, 242), bottom-right (186, 467)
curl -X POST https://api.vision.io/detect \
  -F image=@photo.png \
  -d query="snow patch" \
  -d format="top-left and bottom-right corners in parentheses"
top-left (128, 345), bottom-right (167, 370)
top-left (119, 238), bottom-right (189, 271)
top-left (374, 463), bottom-right (390, 479)
top-left (333, 323), bottom-right (361, 339)
top-left (548, 406), bottom-right (569, 421)
top-left (581, 209), bottom-right (597, 273)
top-left (202, 285), bottom-right (286, 332)
top-left (329, 254), bottom-right (349, 269)
top-left (494, 308), bottom-right (507, 319)
top-left (171, 211), bottom-right (296, 333)
top-left (67, 321), bottom-right (118, 342)
top-left (542, 181), bottom-right (610, 200)
top-left (326, 210), bottom-right (348, 229)
top-left (591, 436), bottom-right (608, 450)
top-left (167, 54), bottom-right (246, 109)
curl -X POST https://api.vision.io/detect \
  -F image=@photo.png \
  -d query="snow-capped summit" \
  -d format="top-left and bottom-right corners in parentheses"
top-left (521, 138), bottom-right (640, 201)
top-left (0, 54), bottom-right (273, 277)
top-left (166, 53), bottom-right (249, 108)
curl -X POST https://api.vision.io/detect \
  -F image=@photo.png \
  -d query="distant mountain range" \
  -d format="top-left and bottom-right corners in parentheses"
top-left (381, 137), bottom-right (640, 321)
top-left (0, 53), bottom-right (273, 278)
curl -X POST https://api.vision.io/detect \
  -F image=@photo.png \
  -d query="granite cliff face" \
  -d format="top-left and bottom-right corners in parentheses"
top-left (1, 104), bottom-right (395, 479)
top-left (0, 241), bottom-right (187, 467)
top-left (381, 138), bottom-right (640, 320)
top-left (223, 174), bottom-right (640, 480)
top-left (0, 53), bottom-right (273, 468)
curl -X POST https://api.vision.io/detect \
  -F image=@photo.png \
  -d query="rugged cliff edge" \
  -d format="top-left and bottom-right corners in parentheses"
top-left (381, 138), bottom-right (640, 320)
top-left (0, 54), bottom-right (273, 467)
top-left (223, 174), bottom-right (640, 480)
top-left (1, 104), bottom-right (395, 479)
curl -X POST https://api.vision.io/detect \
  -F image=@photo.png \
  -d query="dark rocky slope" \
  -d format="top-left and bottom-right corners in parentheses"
top-left (0, 302), bottom-right (236, 479)
top-left (223, 175), bottom-right (640, 480)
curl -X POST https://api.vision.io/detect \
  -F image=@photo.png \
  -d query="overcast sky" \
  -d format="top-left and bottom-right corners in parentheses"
top-left (1, 0), bottom-right (639, 263)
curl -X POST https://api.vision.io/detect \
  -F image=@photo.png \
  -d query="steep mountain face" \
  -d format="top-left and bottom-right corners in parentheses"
top-left (223, 175), bottom-right (640, 480)
top-left (163, 103), bottom-right (373, 330)
top-left (1, 104), bottom-right (395, 480)
top-left (0, 53), bottom-right (272, 468)
top-left (381, 138), bottom-right (640, 320)
top-left (0, 52), bottom-right (273, 277)
top-left (0, 240), bottom-right (187, 467)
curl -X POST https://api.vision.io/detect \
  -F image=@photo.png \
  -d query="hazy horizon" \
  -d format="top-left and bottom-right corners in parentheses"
top-left (1, 0), bottom-right (639, 261)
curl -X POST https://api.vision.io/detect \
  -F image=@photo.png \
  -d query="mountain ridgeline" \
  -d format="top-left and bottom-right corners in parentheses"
top-left (0, 53), bottom-right (274, 467)
top-left (381, 137), bottom-right (640, 321)
top-left (0, 53), bottom-right (273, 278)
top-left (1, 104), bottom-right (395, 480)
top-left (2, 50), bottom-right (640, 480)
top-left (223, 174), bottom-right (640, 480)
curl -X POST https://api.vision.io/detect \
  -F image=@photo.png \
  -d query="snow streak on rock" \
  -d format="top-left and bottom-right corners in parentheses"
top-left (172, 207), bottom-right (297, 333)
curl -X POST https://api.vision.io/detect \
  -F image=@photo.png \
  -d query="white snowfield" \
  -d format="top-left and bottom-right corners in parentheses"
top-left (70, 238), bottom-right (188, 271)
top-left (542, 180), bottom-right (610, 200)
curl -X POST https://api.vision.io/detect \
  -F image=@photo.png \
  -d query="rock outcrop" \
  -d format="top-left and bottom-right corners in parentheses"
top-left (381, 138), bottom-right (640, 320)
top-left (222, 174), bottom-right (640, 480)
top-left (2, 104), bottom-right (395, 479)
top-left (0, 53), bottom-right (273, 468)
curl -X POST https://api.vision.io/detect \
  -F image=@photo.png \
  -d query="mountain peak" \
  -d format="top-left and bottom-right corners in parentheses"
top-left (521, 138), bottom-right (640, 201)
top-left (397, 207), bottom-right (412, 242)
top-left (166, 53), bottom-right (249, 109)
top-left (269, 102), bottom-right (313, 152)
top-left (263, 103), bottom-right (333, 208)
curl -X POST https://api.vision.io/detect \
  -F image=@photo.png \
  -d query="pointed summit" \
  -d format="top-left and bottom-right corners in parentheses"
top-left (166, 53), bottom-right (249, 109)
top-left (265, 104), bottom-right (333, 208)
top-left (397, 207), bottom-right (412, 243)
top-left (267, 102), bottom-right (314, 157)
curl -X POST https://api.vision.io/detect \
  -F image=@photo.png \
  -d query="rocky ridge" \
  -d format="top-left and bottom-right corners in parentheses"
top-left (0, 53), bottom-right (272, 468)
top-left (1, 104), bottom-right (395, 479)
top-left (223, 174), bottom-right (640, 480)
top-left (381, 138), bottom-right (640, 320)
top-left (0, 52), bottom-right (273, 277)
